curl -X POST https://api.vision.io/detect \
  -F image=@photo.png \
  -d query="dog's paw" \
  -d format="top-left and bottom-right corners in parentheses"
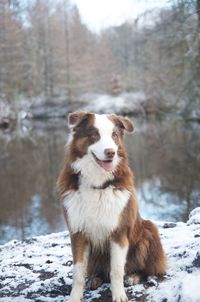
top-left (68, 291), bottom-right (83, 302)
top-left (124, 274), bottom-right (141, 286)
top-left (113, 292), bottom-right (128, 302)
top-left (68, 296), bottom-right (82, 302)
top-left (86, 276), bottom-right (103, 290)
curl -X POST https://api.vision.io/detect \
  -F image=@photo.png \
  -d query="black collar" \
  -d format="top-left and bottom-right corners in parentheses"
top-left (91, 178), bottom-right (116, 190)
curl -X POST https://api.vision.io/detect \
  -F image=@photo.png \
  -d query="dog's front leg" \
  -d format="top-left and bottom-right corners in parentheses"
top-left (110, 239), bottom-right (129, 302)
top-left (69, 233), bottom-right (89, 302)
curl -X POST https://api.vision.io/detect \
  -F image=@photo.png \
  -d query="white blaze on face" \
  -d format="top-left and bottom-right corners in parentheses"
top-left (88, 114), bottom-right (120, 172)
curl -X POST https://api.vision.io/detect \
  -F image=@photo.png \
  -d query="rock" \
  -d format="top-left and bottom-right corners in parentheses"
top-left (0, 100), bottom-right (17, 130)
top-left (192, 252), bottom-right (200, 268)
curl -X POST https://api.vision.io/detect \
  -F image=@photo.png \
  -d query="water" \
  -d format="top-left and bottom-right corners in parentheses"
top-left (0, 117), bottom-right (200, 244)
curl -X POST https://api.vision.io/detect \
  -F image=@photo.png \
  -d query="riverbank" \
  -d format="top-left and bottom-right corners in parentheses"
top-left (0, 207), bottom-right (200, 302)
top-left (1, 92), bottom-right (200, 132)
top-left (18, 92), bottom-right (147, 120)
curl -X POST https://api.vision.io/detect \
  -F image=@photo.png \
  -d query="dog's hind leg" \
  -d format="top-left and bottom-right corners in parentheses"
top-left (124, 273), bottom-right (141, 286)
top-left (138, 220), bottom-right (167, 277)
top-left (128, 220), bottom-right (167, 279)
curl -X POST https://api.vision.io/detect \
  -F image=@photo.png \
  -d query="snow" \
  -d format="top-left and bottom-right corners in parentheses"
top-left (182, 272), bottom-right (200, 302)
top-left (82, 92), bottom-right (146, 115)
top-left (18, 92), bottom-right (146, 120)
top-left (0, 208), bottom-right (200, 302)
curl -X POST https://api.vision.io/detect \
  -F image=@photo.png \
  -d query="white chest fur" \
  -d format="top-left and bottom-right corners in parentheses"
top-left (63, 187), bottom-right (130, 247)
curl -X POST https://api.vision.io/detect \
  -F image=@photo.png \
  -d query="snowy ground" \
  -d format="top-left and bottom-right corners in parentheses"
top-left (0, 208), bottom-right (200, 302)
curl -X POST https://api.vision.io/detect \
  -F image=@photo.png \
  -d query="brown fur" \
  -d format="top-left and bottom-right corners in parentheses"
top-left (86, 195), bottom-right (167, 283)
top-left (57, 112), bottom-right (167, 290)
top-left (70, 232), bottom-right (89, 263)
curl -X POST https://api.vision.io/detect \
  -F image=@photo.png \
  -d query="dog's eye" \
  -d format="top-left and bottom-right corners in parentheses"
top-left (112, 131), bottom-right (118, 139)
top-left (90, 131), bottom-right (99, 140)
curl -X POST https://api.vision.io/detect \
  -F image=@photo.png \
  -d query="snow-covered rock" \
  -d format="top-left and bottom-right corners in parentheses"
top-left (187, 207), bottom-right (200, 225)
top-left (0, 208), bottom-right (200, 302)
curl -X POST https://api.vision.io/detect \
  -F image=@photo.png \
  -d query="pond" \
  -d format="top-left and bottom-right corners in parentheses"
top-left (0, 117), bottom-right (200, 244)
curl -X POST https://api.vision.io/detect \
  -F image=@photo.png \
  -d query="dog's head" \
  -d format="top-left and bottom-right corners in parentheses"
top-left (67, 112), bottom-right (133, 174)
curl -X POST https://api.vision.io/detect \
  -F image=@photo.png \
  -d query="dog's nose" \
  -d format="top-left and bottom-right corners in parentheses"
top-left (104, 148), bottom-right (115, 159)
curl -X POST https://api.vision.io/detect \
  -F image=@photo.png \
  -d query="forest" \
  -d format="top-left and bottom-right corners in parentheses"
top-left (0, 0), bottom-right (200, 121)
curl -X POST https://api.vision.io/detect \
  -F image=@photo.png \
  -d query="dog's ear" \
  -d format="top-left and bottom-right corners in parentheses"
top-left (68, 111), bottom-right (88, 129)
top-left (118, 116), bottom-right (134, 132)
top-left (110, 114), bottom-right (134, 133)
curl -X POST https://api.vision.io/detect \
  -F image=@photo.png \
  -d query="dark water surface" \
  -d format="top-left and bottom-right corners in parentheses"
top-left (0, 118), bottom-right (200, 244)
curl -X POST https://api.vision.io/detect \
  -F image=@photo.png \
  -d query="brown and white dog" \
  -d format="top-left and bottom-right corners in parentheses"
top-left (57, 112), bottom-right (167, 302)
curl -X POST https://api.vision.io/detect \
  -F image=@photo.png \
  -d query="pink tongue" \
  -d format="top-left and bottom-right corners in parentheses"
top-left (98, 160), bottom-right (114, 172)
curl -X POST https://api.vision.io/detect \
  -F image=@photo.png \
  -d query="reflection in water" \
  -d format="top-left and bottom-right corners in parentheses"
top-left (0, 118), bottom-right (199, 244)
top-left (0, 120), bottom-right (67, 244)
top-left (127, 118), bottom-right (200, 222)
